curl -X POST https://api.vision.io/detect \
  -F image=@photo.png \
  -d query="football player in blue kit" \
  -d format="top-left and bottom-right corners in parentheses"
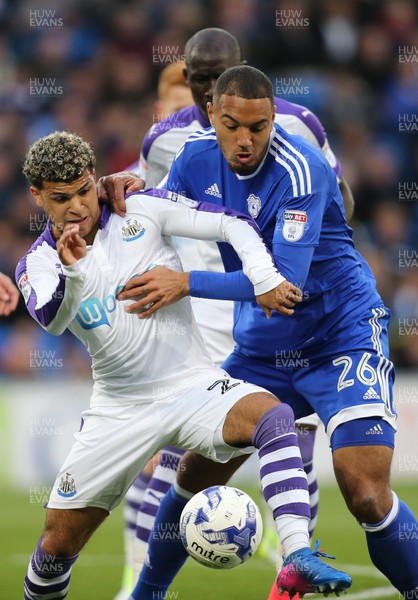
top-left (122, 29), bottom-right (352, 597)
top-left (117, 65), bottom-right (418, 598)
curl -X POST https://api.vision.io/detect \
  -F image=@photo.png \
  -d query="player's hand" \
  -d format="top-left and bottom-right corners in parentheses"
top-left (0, 272), bottom-right (19, 316)
top-left (56, 226), bottom-right (87, 266)
top-left (96, 172), bottom-right (145, 217)
top-left (117, 266), bottom-right (190, 318)
top-left (256, 280), bottom-right (303, 318)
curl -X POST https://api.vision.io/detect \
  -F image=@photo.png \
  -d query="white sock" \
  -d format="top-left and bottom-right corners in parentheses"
top-left (132, 538), bottom-right (149, 584)
top-left (275, 514), bottom-right (310, 558)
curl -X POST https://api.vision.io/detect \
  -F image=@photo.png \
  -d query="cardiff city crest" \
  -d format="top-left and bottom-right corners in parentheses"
top-left (247, 194), bottom-right (261, 218)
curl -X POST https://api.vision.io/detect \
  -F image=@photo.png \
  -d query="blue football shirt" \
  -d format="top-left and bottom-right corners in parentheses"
top-left (166, 123), bottom-right (382, 355)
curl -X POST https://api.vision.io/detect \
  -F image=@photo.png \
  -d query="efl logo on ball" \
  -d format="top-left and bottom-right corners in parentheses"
top-left (179, 485), bottom-right (263, 569)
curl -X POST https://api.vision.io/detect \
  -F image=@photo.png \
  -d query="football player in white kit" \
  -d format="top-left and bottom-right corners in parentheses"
top-left (18, 131), bottom-right (352, 599)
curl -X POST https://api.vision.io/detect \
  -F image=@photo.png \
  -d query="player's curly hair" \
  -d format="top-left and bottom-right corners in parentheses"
top-left (22, 131), bottom-right (96, 188)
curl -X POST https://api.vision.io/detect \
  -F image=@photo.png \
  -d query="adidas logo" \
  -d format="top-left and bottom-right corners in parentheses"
top-left (205, 183), bottom-right (222, 198)
top-left (366, 424), bottom-right (384, 435)
top-left (363, 387), bottom-right (380, 400)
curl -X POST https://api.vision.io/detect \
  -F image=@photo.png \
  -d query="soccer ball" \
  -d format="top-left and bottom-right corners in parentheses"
top-left (179, 485), bottom-right (263, 569)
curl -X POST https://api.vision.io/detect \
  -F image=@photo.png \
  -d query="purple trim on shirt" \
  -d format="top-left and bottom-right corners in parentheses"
top-left (15, 227), bottom-right (55, 284)
top-left (99, 203), bottom-right (112, 228)
top-left (15, 228), bottom-right (68, 328)
top-left (31, 275), bottom-right (66, 327)
top-left (274, 97), bottom-right (343, 178)
top-left (274, 97), bottom-right (326, 146)
top-left (16, 206), bottom-right (109, 329)
top-left (141, 105), bottom-right (209, 161)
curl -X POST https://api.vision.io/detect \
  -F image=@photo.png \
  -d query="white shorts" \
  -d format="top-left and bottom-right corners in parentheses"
top-left (48, 370), bottom-right (264, 512)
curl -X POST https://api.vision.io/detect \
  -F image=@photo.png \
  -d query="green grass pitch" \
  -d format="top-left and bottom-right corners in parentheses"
top-left (1, 483), bottom-right (416, 599)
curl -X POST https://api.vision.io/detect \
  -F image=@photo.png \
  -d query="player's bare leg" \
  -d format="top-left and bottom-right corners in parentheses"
top-left (24, 507), bottom-right (107, 599)
top-left (333, 444), bottom-right (418, 593)
top-left (333, 445), bottom-right (393, 522)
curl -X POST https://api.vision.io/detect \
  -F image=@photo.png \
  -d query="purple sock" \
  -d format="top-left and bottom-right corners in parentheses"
top-left (124, 472), bottom-right (151, 534)
top-left (136, 447), bottom-right (184, 543)
top-left (252, 404), bottom-right (310, 520)
top-left (24, 537), bottom-right (78, 599)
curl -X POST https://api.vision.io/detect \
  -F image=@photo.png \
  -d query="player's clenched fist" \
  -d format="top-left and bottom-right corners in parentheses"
top-left (56, 225), bottom-right (87, 266)
top-left (256, 280), bottom-right (302, 318)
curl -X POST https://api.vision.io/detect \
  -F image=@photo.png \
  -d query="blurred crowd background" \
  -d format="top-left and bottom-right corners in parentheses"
top-left (0, 0), bottom-right (417, 377)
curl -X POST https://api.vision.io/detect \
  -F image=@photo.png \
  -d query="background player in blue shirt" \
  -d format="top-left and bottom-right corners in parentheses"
top-left (118, 66), bottom-right (418, 598)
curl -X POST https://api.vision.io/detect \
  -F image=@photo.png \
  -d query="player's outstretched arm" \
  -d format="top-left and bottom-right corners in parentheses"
top-left (96, 172), bottom-right (145, 217)
top-left (118, 266), bottom-right (302, 319)
top-left (0, 272), bottom-right (19, 316)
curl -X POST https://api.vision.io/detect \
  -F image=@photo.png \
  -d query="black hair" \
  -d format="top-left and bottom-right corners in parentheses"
top-left (213, 65), bottom-right (273, 105)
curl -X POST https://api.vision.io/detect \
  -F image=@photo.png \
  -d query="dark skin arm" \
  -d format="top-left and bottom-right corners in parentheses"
top-left (339, 176), bottom-right (355, 222)
top-left (117, 266), bottom-right (302, 319)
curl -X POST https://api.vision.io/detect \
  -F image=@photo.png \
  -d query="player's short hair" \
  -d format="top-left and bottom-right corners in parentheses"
top-left (185, 28), bottom-right (241, 64)
top-left (23, 131), bottom-right (96, 189)
top-left (157, 61), bottom-right (188, 102)
top-left (213, 65), bottom-right (273, 106)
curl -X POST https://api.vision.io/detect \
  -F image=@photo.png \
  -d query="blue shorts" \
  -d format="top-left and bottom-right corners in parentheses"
top-left (331, 417), bottom-right (395, 450)
top-left (222, 304), bottom-right (397, 447)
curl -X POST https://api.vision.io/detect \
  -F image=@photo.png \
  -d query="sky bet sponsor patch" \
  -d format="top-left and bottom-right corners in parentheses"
top-left (282, 210), bottom-right (307, 241)
top-left (18, 273), bottom-right (32, 303)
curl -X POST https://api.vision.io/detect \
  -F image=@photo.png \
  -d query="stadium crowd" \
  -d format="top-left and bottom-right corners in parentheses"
top-left (0, 0), bottom-right (417, 375)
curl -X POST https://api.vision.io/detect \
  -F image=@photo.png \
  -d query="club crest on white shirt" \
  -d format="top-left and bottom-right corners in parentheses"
top-left (57, 472), bottom-right (77, 497)
top-left (247, 194), bottom-right (261, 218)
top-left (282, 210), bottom-right (307, 242)
top-left (122, 219), bottom-right (145, 242)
